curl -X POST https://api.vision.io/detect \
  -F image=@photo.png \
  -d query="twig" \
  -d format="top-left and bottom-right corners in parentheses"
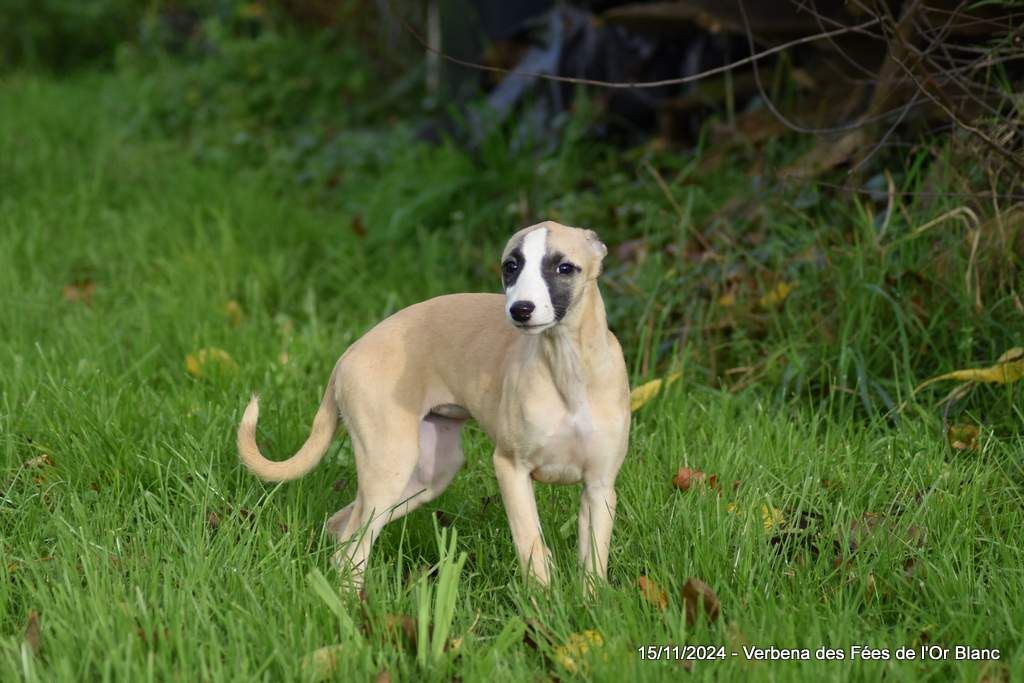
top-left (737, 0), bottom-right (923, 135)
top-left (386, 0), bottom-right (881, 91)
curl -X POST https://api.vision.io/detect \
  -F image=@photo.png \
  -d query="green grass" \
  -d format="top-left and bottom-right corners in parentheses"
top-left (1, 72), bottom-right (1022, 682)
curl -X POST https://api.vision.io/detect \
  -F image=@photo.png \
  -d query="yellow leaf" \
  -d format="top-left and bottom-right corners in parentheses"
top-left (554, 630), bottom-right (604, 674)
top-left (224, 300), bottom-right (243, 326)
top-left (717, 291), bottom-right (736, 307)
top-left (915, 347), bottom-right (1024, 392)
top-left (185, 347), bottom-right (238, 378)
top-left (947, 424), bottom-right (980, 451)
top-left (638, 576), bottom-right (669, 610)
top-left (630, 372), bottom-right (682, 412)
top-left (301, 645), bottom-right (344, 681)
top-left (761, 505), bottom-right (785, 531)
top-left (758, 281), bottom-right (793, 308)
top-left (726, 502), bottom-right (739, 515)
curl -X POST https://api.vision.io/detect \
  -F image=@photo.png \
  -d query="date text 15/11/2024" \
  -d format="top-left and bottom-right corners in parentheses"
top-left (636, 645), bottom-right (1001, 662)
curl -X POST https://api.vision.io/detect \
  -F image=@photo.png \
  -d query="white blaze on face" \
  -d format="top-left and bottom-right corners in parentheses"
top-left (506, 227), bottom-right (554, 331)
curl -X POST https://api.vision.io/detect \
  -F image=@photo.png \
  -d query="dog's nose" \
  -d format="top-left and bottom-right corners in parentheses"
top-left (509, 300), bottom-right (535, 322)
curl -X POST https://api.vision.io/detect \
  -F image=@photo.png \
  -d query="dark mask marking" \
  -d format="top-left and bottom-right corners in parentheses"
top-left (541, 250), bottom-right (574, 320)
top-left (502, 245), bottom-right (525, 290)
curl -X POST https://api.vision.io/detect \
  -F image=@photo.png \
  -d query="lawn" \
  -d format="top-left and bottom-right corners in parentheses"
top-left (1, 71), bottom-right (1022, 682)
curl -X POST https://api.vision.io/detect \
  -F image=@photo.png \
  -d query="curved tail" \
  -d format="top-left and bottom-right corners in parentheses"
top-left (237, 369), bottom-right (339, 482)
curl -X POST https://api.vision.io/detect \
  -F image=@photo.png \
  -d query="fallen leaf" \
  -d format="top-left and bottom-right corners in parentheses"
top-left (638, 576), bottom-right (669, 610)
top-left (630, 371), bottom-right (682, 411)
top-left (681, 578), bottom-right (720, 625)
top-left (380, 614), bottom-right (417, 648)
top-left (24, 611), bottom-right (40, 656)
top-left (947, 424), bottom-right (980, 451)
top-left (915, 347), bottom-right (1024, 392)
top-left (758, 282), bottom-right (794, 308)
top-left (374, 671), bottom-right (392, 683)
top-left (24, 454), bottom-right (54, 468)
top-left (206, 512), bottom-right (220, 531)
top-left (717, 291), bottom-right (737, 307)
top-left (672, 467), bottom-right (705, 492)
top-left (780, 129), bottom-right (867, 179)
top-left (224, 300), bottom-right (243, 326)
top-left (761, 505), bottom-right (785, 532)
top-left (185, 347), bottom-right (238, 378)
top-left (351, 214), bottom-right (367, 238)
top-left (845, 512), bottom-right (926, 557)
top-left (301, 644), bottom-right (345, 681)
top-left (554, 630), bottom-right (604, 674)
top-left (62, 280), bottom-right (96, 306)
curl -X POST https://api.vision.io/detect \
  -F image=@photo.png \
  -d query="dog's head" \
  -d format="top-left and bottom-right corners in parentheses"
top-left (499, 221), bottom-right (607, 334)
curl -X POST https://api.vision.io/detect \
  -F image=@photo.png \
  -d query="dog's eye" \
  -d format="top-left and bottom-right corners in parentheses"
top-left (557, 262), bottom-right (577, 275)
top-left (502, 260), bottom-right (519, 275)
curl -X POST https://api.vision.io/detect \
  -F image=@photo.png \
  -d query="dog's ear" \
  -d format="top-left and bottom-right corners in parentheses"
top-left (584, 229), bottom-right (608, 260)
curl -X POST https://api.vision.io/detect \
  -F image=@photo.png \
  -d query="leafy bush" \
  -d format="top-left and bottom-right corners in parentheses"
top-left (1, 0), bottom-right (148, 71)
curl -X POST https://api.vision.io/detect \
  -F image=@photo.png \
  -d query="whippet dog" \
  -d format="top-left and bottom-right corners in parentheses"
top-left (237, 221), bottom-right (630, 589)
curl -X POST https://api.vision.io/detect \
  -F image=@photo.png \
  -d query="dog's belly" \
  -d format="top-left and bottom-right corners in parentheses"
top-left (429, 403), bottom-right (472, 420)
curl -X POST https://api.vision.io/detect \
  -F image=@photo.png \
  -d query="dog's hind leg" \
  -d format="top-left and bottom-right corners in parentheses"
top-left (329, 414), bottom-right (465, 588)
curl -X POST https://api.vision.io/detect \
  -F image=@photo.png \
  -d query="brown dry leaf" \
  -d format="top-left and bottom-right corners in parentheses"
top-left (681, 578), bottom-right (721, 626)
top-left (185, 347), bottom-right (238, 378)
top-left (845, 513), bottom-right (926, 557)
top-left (25, 454), bottom-right (54, 468)
top-left (374, 670), bottom-right (393, 683)
top-left (62, 280), bottom-right (96, 306)
top-left (915, 347), bottom-right (1024, 392)
top-left (300, 644), bottom-right (345, 681)
top-left (351, 214), bottom-right (367, 238)
top-left (672, 467), bottom-right (705, 492)
top-left (780, 129), bottom-right (867, 179)
top-left (630, 371), bottom-right (682, 411)
top-left (948, 424), bottom-right (981, 451)
top-left (637, 576), bottom-right (669, 610)
top-left (24, 610), bottom-right (41, 656)
top-left (380, 613), bottom-right (417, 648)
top-left (224, 300), bottom-right (243, 326)
top-left (553, 630), bottom-right (605, 674)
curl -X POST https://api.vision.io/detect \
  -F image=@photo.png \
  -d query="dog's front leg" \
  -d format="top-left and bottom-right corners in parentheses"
top-left (578, 479), bottom-right (617, 582)
top-left (493, 449), bottom-right (552, 586)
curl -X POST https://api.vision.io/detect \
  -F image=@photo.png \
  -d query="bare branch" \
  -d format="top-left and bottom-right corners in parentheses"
top-left (386, 0), bottom-right (881, 91)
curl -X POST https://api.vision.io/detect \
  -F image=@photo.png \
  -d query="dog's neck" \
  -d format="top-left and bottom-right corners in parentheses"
top-left (536, 281), bottom-right (611, 411)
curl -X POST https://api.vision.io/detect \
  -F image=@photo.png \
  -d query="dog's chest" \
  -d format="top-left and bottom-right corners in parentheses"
top-left (515, 398), bottom-right (601, 484)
